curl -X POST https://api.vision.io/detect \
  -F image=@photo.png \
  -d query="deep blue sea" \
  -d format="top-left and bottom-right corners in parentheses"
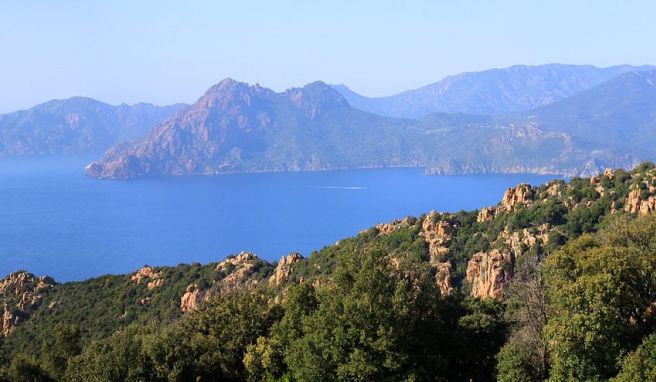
top-left (0, 157), bottom-right (558, 281)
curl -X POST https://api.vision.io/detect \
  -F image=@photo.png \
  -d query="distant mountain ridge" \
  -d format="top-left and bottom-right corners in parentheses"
top-left (2, 64), bottom-right (654, 177)
top-left (0, 97), bottom-right (186, 157)
top-left (332, 64), bottom-right (655, 118)
top-left (86, 71), bottom-right (653, 179)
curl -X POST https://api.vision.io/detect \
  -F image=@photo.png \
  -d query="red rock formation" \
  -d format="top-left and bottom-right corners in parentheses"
top-left (466, 249), bottom-right (513, 300)
top-left (0, 271), bottom-right (55, 336)
top-left (435, 262), bottom-right (454, 295)
top-left (501, 184), bottom-right (534, 212)
top-left (420, 211), bottom-right (456, 262)
top-left (180, 285), bottom-right (205, 313)
top-left (269, 253), bottom-right (303, 287)
top-left (131, 266), bottom-right (165, 290)
top-left (477, 207), bottom-right (496, 222)
top-left (625, 187), bottom-right (656, 216)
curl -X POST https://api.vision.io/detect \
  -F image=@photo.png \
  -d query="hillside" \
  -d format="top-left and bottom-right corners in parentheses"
top-left (528, 70), bottom-right (656, 156)
top-left (0, 98), bottom-right (186, 157)
top-left (332, 64), bottom-right (654, 118)
top-left (3, 163), bottom-right (656, 380)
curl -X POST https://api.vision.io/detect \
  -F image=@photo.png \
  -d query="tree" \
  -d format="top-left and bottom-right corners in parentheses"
top-left (144, 287), bottom-right (282, 382)
top-left (612, 333), bottom-right (656, 382)
top-left (258, 248), bottom-right (466, 382)
top-left (497, 252), bottom-right (550, 381)
top-left (544, 216), bottom-right (656, 380)
top-left (40, 324), bottom-right (83, 380)
top-left (65, 326), bottom-right (153, 382)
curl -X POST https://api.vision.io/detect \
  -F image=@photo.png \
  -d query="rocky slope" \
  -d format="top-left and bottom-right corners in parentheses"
top-left (332, 64), bottom-right (654, 118)
top-left (0, 271), bottom-right (55, 336)
top-left (0, 97), bottom-right (186, 157)
top-left (6, 163), bottom-right (656, 343)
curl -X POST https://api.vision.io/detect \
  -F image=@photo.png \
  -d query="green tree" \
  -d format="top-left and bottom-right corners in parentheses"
top-left (496, 342), bottom-right (534, 382)
top-left (144, 288), bottom-right (282, 382)
top-left (611, 333), bottom-right (656, 382)
top-left (266, 249), bottom-right (463, 382)
top-left (65, 326), bottom-right (153, 382)
top-left (544, 216), bottom-right (656, 380)
top-left (40, 324), bottom-right (83, 380)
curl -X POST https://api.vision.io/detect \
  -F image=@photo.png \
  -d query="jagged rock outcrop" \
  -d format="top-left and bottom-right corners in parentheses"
top-left (214, 252), bottom-right (265, 292)
top-left (179, 252), bottom-right (273, 312)
top-left (466, 249), bottom-right (513, 300)
top-left (375, 217), bottom-right (417, 236)
top-left (180, 285), bottom-right (205, 313)
top-left (477, 207), bottom-right (496, 222)
top-left (131, 266), bottom-right (165, 290)
top-left (625, 189), bottom-right (656, 215)
top-left (420, 211), bottom-right (456, 262)
top-left (269, 253), bottom-right (303, 287)
top-left (546, 181), bottom-right (565, 197)
top-left (500, 184), bottom-right (534, 212)
top-left (500, 224), bottom-right (550, 257)
top-left (604, 168), bottom-right (615, 181)
top-left (1, 271), bottom-right (56, 336)
top-left (435, 262), bottom-right (454, 295)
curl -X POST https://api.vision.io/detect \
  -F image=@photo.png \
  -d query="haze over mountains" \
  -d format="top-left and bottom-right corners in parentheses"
top-left (0, 64), bottom-right (654, 177)
top-left (0, 98), bottom-right (186, 157)
top-left (332, 64), bottom-right (655, 118)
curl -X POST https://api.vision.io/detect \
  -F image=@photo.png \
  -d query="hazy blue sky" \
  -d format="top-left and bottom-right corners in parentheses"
top-left (1, 0), bottom-right (654, 112)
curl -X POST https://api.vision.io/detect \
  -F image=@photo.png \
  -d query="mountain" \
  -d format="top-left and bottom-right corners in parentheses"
top-left (87, 76), bottom-right (644, 179)
top-left (85, 79), bottom-right (427, 178)
top-left (332, 64), bottom-right (654, 118)
top-left (528, 70), bottom-right (656, 156)
top-left (4, 164), bottom-right (656, 380)
top-left (0, 97), bottom-right (187, 157)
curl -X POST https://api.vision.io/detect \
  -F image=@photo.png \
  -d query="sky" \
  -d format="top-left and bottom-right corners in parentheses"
top-left (1, 0), bottom-right (655, 112)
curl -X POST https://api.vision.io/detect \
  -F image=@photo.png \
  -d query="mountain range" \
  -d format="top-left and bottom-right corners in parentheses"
top-left (332, 64), bottom-right (655, 118)
top-left (0, 98), bottom-right (186, 157)
top-left (86, 66), bottom-right (656, 179)
top-left (0, 64), bottom-right (654, 178)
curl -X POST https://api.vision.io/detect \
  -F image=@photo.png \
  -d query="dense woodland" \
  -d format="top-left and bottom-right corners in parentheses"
top-left (3, 164), bottom-right (656, 381)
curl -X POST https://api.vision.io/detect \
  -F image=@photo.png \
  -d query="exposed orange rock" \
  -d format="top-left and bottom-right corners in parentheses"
top-left (625, 189), bottom-right (656, 215)
top-left (374, 217), bottom-right (416, 236)
top-left (466, 249), bottom-right (513, 300)
top-left (1, 271), bottom-right (55, 336)
top-left (500, 224), bottom-right (550, 257)
top-left (147, 278), bottom-right (166, 290)
top-left (501, 184), bottom-right (534, 212)
top-left (269, 253), bottom-right (303, 287)
top-left (435, 261), bottom-right (454, 295)
top-left (546, 181), bottom-right (564, 197)
top-left (131, 266), bottom-right (165, 289)
top-left (420, 211), bottom-right (456, 262)
top-left (477, 207), bottom-right (496, 222)
top-left (180, 284), bottom-right (205, 313)
top-left (215, 252), bottom-right (264, 292)
top-left (604, 168), bottom-right (615, 181)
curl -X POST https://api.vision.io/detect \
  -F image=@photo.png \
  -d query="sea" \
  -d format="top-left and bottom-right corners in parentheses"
top-left (0, 156), bottom-right (558, 281)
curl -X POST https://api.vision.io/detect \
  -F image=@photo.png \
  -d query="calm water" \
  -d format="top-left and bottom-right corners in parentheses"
top-left (0, 157), bottom-right (558, 281)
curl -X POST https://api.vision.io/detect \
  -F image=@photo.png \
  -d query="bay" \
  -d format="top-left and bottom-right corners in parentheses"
top-left (0, 157), bottom-right (558, 281)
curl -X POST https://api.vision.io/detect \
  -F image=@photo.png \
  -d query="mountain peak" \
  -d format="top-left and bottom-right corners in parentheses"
top-left (285, 81), bottom-right (349, 112)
